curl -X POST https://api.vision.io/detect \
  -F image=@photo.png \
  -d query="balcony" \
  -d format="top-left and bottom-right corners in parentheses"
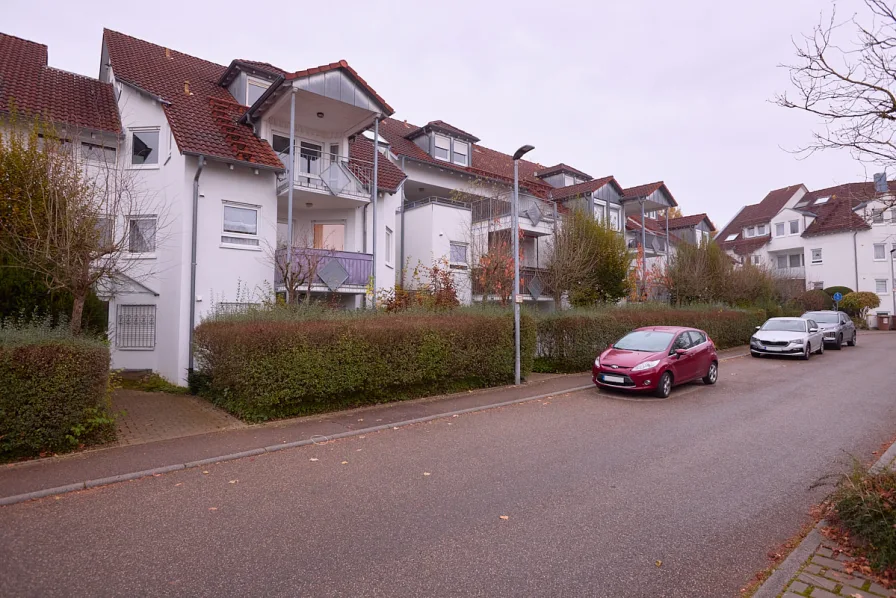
top-left (471, 195), bottom-right (557, 236)
top-left (276, 149), bottom-right (373, 202)
top-left (773, 266), bottom-right (806, 280)
top-left (471, 266), bottom-right (552, 300)
top-left (274, 248), bottom-right (372, 292)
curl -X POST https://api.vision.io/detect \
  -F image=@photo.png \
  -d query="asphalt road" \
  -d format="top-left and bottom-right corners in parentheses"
top-left (2, 334), bottom-right (895, 598)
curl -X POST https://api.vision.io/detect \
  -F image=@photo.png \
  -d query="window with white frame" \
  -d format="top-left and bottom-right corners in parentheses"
top-left (222, 202), bottom-right (260, 248)
top-left (814, 196), bottom-right (830, 205)
top-left (608, 207), bottom-right (621, 231)
top-left (449, 241), bottom-right (468, 268)
top-left (116, 304), bottom-right (156, 349)
top-left (452, 139), bottom-right (468, 166)
top-left (876, 279), bottom-right (889, 294)
top-left (725, 233), bottom-right (738, 242)
top-left (775, 222), bottom-right (785, 237)
top-left (594, 199), bottom-right (606, 222)
top-left (746, 226), bottom-right (755, 238)
top-left (874, 243), bottom-right (886, 260)
top-left (751, 254), bottom-right (761, 265)
top-left (812, 281), bottom-right (824, 290)
top-left (246, 77), bottom-right (270, 106)
top-left (872, 208), bottom-right (885, 224)
top-left (811, 248), bottom-right (822, 264)
top-left (385, 227), bottom-right (394, 266)
top-left (130, 128), bottom-right (160, 166)
top-left (789, 220), bottom-right (800, 234)
top-left (789, 253), bottom-right (804, 268)
top-left (757, 224), bottom-right (767, 236)
top-left (82, 141), bottom-right (116, 163)
top-left (776, 255), bottom-right (788, 269)
top-left (128, 215), bottom-right (157, 253)
top-left (433, 134), bottom-right (450, 161)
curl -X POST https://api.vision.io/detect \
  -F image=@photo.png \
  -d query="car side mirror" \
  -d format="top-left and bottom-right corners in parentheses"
top-left (809, 327), bottom-right (818, 333)
top-left (674, 349), bottom-right (687, 358)
top-left (755, 326), bottom-right (761, 331)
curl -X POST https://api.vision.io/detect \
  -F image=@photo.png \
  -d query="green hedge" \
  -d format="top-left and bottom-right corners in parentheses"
top-left (534, 306), bottom-right (765, 373)
top-left (194, 310), bottom-right (535, 422)
top-left (0, 328), bottom-right (113, 460)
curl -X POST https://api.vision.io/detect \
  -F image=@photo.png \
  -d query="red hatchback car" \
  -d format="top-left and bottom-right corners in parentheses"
top-left (592, 326), bottom-right (719, 398)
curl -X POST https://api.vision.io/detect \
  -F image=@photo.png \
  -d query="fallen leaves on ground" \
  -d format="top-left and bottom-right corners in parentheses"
top-left (655, 560), bottom-right (662, 567)
top-left (309, 458), bottom-right (319, 462)
top-left (228, 480), bottom-right (238, 484)
top-left (202, 471), bottom-right (209, 475)
top-left (174, 483), bottom-right (182, 487)
top-left (341, 461), bottom-right (348, 465)
top-left (499, 515), bottom-right (509, 521)
top-left (423, 472), bottom-right (431, 476)
top-left (208, 507), bottom-right (217, 511)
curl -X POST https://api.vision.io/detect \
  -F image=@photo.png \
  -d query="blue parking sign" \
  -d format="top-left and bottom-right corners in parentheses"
top-left (833, 292), bottom-right (843, 302)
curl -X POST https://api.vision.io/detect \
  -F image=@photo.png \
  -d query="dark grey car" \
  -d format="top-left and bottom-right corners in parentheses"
top-left (801, 311), bottom-right (857, 350)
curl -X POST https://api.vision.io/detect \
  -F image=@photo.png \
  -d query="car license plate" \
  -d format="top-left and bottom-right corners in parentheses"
top-left (763, 346), bottom-right (782, 351)
top-left (603, 375), bottom-right (625, 384)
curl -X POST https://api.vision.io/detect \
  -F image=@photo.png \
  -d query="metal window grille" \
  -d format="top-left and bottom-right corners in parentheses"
top-left (117, 305), bottom-right (156, 349)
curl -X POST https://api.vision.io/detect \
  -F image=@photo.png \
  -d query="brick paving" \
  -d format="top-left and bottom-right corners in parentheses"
top-left (778, 544), bottom-right (896, 597)
top-left (110, 390), bottom-right (246, 446)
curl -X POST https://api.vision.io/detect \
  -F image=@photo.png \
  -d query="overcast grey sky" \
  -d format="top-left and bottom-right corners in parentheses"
top-left (3, 0), bottom-right (874, 227)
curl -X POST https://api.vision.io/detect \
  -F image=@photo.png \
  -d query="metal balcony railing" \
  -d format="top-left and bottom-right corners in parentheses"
top-left (471, 195), bottom-right (557, 227)
top-left (274, 248), bottom-right (373, 291)
top-left (276, 147), bottom-right (373, 200)
top-left (471, 266), bottom-right (552, 299)
top-left (773, 266), bottom-right (806, 279)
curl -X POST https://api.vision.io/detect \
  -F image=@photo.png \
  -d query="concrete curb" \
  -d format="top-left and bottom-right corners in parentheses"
top-left (751, 435), bottom-right (896, 598)
top-left (0, 384), bottom-right (596, 507)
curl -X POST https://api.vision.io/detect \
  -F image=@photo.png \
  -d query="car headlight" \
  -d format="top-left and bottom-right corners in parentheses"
top-left (632, 360), bottom-right (660, 372)
top-left (790, 339), bottom-right (804, 345)
top-left (750, 336), bottom-right (759, 344)
top-left (594, 356), bottom-right (600, 367)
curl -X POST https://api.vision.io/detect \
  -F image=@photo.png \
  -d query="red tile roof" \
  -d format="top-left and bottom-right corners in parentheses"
top-left (284, 60), bottom-right (393, 116)
top-left (716, 184), bottom-right (804, 251)
top-left (347, 136), bottom-right (406, 194)
top-left (406, 120), bottom-right (480, 143)
top-left (103, 29), bottom-right (283, 170)
top-left (236, 59), bottom-right (286, 77)
top-left (622, 181), bottom-right (678, 207)
top-left (667, 213), bottom-right (716, 231)
top-left (378, 117), bottom-right (555, 198)
top-left (798, 182), bottom-right (894, 237)
top-left (626, 214), bottom-right (670, 235)
top-left (548, 176), bottom-right (622, 201)
top-left (0, 32), bottom-right (120, 133)
top-left (536, 163), bottom-right (592, 181)
top-left (208, 97), bottom-right (285, 168)
top-left (726, 235), bottom-right (771, 256)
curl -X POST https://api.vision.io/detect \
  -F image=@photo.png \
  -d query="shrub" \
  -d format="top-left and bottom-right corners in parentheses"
top-left (795, 289), bottom-right (834, 311)
top-left (194, 308), bottom-right (535, 422)
top-left (830, 460), bottom-right (896, 572)
top-left (120, 372), bottom-right (189, 394)
top-left (839, 291), bottom-right (881, 319)
top-left (0, 319), bottom-right (113, 460)
top-left (824, 286), bottom-right (854, 299)
top-left (534, 306), bottom-right (765, 373)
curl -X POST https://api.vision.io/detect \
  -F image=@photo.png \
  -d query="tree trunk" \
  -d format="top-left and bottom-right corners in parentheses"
top-left (70, 289), bottom-right (86, 334)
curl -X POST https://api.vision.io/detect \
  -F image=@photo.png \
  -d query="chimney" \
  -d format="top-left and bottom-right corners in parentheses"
top-left (165, 47), bottom-right (171, 60)
top-left (184, 80), bottom-right (191, 96)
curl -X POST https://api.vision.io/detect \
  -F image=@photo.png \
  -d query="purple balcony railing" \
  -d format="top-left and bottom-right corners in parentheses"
top-left (274, 248), bottom-right (373, 290)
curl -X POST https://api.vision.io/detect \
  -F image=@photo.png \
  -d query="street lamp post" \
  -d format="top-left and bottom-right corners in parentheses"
top-left (511, 144), bottom-right (535, 386)
top-left (890, 247), bottom-right (895, 317)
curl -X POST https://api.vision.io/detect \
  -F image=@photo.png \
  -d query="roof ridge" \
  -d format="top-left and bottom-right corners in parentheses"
top-left (0, 31), bottom-right (48, 50)
top-left (103, 28), bottom-right (227, 70)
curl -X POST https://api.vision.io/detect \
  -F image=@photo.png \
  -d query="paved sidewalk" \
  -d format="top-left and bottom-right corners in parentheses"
top-left (754, 440), bottom-right (896, 598)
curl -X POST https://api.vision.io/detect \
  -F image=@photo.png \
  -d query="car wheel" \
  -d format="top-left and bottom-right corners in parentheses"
top-left (816, 341), bottom-right (824, 355)
top-left (847, 332), bottom-right (857, 347)
top-left (801, 345), bottom-right (811, 360)
top-left (702, 361), bottom-right (718, 385)
top-left (654, 372), bottom-right (673, 398)
top-left (833, 334), bottom-right (842, 350)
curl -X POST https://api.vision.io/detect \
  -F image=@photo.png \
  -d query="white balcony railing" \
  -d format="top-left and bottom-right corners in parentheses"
top-left (276, 147), bottom-right (373, 200)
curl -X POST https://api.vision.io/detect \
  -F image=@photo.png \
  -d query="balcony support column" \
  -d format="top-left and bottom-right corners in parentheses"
top-left (286, 88), bottom-right (296, 304)
top-left (371, 115), bottom-right (380, 308)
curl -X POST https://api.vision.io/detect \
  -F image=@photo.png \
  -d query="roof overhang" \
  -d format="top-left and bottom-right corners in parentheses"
top-left (183, 151), bottom-right (284, 173)
top-left (218, 60), bottom-right (282, 87)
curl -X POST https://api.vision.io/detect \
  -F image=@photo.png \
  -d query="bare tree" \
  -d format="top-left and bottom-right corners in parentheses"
top-left (0, 116), bottom-right (164, 332)
top-left (268, 224), bottom-right (334, 304)
top-left (777, 0), bottom-right (896, 180)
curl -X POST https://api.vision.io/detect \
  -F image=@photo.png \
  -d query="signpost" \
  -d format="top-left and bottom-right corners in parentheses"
top-left (833, 291), bottom-right (843, 311)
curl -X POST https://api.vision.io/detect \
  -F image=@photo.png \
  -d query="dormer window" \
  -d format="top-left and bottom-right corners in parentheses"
top-left (814, 196), bottom-right (830, 205)
top-left (725, 233), bottom-right (738, 242)
top-left (247, 76), bottom-right (270, 106)
top-left (452, 140), bottom-right (468, 166)
top-left (434, 134), bottom-right (450, 161)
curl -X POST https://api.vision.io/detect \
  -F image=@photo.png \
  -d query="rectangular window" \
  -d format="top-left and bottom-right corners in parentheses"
top-left (876, 279), bottom-right (888, 294)
top-left (789, 253), bottom-right (803, 268)
top-left (757, 224), bottom-right (767, 236)
top-left (96, 216), bottom-right (114, 250)
top-left (434, 134), bottom-right (450, 161)
top-left (329, 143), bottom-right (340, 163)
top-left (313, 223), bottom-right (345, 251)
top-left (450, 241), bottom-right (468, 268)
top-left (299, 142), bottom-right (322, 177)
top-left (609, 208), bottom-right (621, 231)
top-left (811, 248), bottom-right (822, 264)
top-left (872, 208), bottom-right (885, 224)
top-left (246, 77), bottom-right (269, 106)
top-left (82, 141), bottom-right (116, 163)
top-left (272, 134), bottom-right (290, 167)
top-left (812, 281), bottom-right (824, 290)
top-left (725, 233), bottom-right (738, 242)
top-left (776, 255), bottom-right (788, 269)
top-left (775, 222), bottom-right (785, 237)
top-left (452, 140), bottom-right (468, 166)
top-left (751, 255), bottom-right (761, 266)
top-left (746, 226), bottom-right (755, 238)
top-left (385, 227), bottom-right (394, 266)
top-left (222, 203), bottom-right (260, 248)
top-left (116, 304), bottom-right (156, 350)
top-left (130, 128), bottom-right (160, 166)
top-left (128, 216), bottom-right (157, 253)
top-left (874, 243), bottom-right (886, 260)
top-left (789, 220), bottom-right (799, 234)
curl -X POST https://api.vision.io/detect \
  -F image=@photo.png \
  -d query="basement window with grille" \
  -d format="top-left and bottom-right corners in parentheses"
top-left (116, 304), bottom-right (156, 350)
top-left (221, 201), bottom-right (260, 249)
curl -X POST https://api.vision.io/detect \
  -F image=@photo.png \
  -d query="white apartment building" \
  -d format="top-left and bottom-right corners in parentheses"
top-left (1, 29), bottom-right (703, 383)
top-left (717, 182), bottom-right (896, 324)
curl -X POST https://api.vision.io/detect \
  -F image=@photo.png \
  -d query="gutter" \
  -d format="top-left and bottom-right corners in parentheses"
top-left (188, 155), bottom-right (205, 375)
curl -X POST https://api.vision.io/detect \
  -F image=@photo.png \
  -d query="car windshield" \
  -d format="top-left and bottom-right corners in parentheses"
top-left (760, 320), bottom-right (806, 332)
top-left (613, 331), bottom-right (674, 352)
top-left (803, 312), bottom-right (839, 323)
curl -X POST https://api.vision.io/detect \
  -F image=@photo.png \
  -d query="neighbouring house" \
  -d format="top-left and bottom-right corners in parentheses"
top-left (665, 214), bottom-right (716, 246)
top-left (1, 28), bottom-right (695, 382)
top-left (716, 181), bottom-right (896, 326)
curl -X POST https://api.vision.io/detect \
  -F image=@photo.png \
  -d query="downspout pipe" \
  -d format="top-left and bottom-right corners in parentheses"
top-left (188, 155), bottom-right (206, 375)
top-left (853, 230), bottom-right (860, 291)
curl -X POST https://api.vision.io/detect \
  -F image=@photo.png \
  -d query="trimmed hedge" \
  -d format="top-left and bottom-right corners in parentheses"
top-left (194, 310), bottom-right (535, 422)
top-left (0, 331), bottom-right (113, 460)
top-left (534, 306), bottom-right (765, 373)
